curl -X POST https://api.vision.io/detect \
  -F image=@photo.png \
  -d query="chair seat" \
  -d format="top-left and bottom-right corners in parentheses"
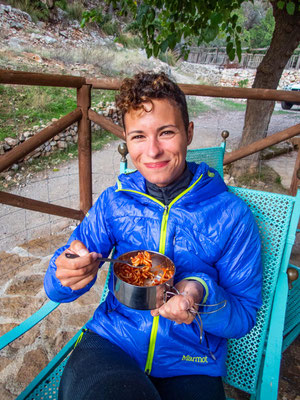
top-left (284, 273), bottom-right (300, 336)
top-left (24, 357), bottom-right (68, 400)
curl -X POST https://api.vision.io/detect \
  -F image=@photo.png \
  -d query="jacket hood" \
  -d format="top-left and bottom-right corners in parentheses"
top-left (117, 162), bottom-right (228, 203)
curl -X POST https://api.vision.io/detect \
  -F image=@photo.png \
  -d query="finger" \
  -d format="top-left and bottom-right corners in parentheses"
top-left (56, 261), bottom-right (98, 280)
top-left (178, 296), bottom-right (193, 311)
top-left (69, 271), bottom-right (98, 290)
top-left (69, 240), bottom-right (89, 256)
top-left (59, 265), bottom-right (98, 288)
top-left (57, 251), bottom-right (99, 270)
top-left (151, 309), bottom-right (160, 317)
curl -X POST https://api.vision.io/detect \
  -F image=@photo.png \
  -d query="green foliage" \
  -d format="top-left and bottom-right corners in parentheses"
top-left (102, 20), bottom-right (119, 36)
top-left (249, 8), bottom-right (275, 48)
top-left (98, 0), bottom-right (299, 62)
top-left (0, 86), bottom-right (77, 141)
top-left (5, 0), bottom-right (50, 22)
top-left (187, 98), bottom-right (211, 116)
top-left (101, 0), bottom-right (247, 61)
top-left (66, 1), bottom-right (85, 21)
top-left (215, 98), bottom-right (247, 111)
top-left (158, 50), bottom-right (177, 66)
top-left (277, 0), bottom-right (296, 14)
top-left (80, 6), bottom-right (121, 36)
top-left (55, 0), bottom-right (68, 10)
top-left (238, 78), bottom-right (249, 88)
top-left (115, 33), bottom-right (143, 48)
top-left (81, 7), bottom-right (111, 28)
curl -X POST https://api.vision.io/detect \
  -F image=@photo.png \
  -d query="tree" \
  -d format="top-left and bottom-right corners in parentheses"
top-left (87, 0), bottom-right (300, 174)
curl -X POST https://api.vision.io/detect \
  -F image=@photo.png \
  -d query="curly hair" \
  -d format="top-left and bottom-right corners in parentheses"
top-left (115, 72), bottom-right (189, 132)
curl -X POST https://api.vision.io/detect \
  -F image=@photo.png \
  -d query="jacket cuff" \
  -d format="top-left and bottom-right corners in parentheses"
top-left (183, 277), bottom-right (209, 304)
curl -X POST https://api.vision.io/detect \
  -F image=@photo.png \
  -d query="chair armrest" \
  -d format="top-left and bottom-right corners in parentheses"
top-left (0, 300), bottom-right (60, 350)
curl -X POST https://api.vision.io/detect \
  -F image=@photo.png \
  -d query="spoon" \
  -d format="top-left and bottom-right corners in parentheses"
top-left (65, 252), bottom-right (145, 268)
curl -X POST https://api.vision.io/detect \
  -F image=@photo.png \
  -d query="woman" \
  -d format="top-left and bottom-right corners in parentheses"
top-left (44, 72), bottom-right (262, 400)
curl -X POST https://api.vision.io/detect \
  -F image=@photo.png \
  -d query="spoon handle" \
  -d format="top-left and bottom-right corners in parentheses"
top-left (65, 253), bottom-right (138, 268)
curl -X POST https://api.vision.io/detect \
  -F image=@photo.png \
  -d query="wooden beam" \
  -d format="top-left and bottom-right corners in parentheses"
top-left (86, 77), bottom-right (122, 90)
top-left (88, 109), bottom-right (124, 139)
top-left (224, 123), bottom-right (300, 165)
top-left (0, 108), bottom-right (82, 173)
top-left (0, 191), bottom-right (84, 220)
top-left (85, 77), bottom-right (300, 102)
top-left (179, 84), bottom-right (300, 102)
top-left (290, 150), bottom-right (300, 196)
top-left (77, 85), bottom-right (92, 215)
top-left (0, 69), bottom-right (85, 88)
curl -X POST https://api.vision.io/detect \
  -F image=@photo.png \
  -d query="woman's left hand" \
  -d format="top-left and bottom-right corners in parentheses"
top-left (150, 280), bottom-right (203, 324)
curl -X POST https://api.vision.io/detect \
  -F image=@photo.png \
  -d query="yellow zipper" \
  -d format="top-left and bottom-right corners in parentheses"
top-left (117, 173), bottom-right (203, 375)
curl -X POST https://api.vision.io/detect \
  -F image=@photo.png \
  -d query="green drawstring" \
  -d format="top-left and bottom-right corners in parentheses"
top-left (74, 329), bottom-right (87, 348)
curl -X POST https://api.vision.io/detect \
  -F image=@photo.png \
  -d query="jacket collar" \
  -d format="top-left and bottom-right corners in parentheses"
top-left (117, 162), bottom-right (227, 203)
top-left (145, 164), bottom-right (194, 205)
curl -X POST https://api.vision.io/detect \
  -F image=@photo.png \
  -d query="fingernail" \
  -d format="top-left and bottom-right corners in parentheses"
top-left (91, 252), bottom-right (98, 261)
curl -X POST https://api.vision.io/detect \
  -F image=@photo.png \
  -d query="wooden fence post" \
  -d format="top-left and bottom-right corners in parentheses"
top-left (290, 149), bottom-right (300, 196)
top-left (77, 84), bottom-right (92, 215)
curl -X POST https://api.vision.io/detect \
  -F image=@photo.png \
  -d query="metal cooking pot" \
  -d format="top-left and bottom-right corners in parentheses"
top-left (113, 250), bottom-right (175, 310)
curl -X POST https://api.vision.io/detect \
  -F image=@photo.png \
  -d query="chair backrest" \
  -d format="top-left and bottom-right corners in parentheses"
top-left (121, 144), bottom-right (226, 178)
top-left (186, 146), bottom-right (225, 178)
top-left (224, 187), bottom-right (298, 394)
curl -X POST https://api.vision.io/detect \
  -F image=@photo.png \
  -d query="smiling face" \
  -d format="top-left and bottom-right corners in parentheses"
top-left (124, 99), bottom-right (193, 187)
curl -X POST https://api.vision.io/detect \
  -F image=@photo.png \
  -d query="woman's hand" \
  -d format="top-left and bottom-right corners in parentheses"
top-left (150, 279), bottom-right (203, 324)
top-left (55, 240), bottom-right (101, 290)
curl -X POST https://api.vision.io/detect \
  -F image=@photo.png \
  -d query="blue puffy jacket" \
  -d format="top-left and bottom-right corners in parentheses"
top-left (44, 162), bottom-right (262, 378)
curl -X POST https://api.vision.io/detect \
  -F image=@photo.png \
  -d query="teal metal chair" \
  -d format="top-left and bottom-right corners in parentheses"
top-left (1, 137), bottom-right (299, 400)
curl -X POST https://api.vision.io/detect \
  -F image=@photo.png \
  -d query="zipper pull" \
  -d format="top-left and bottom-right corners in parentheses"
top-left (164, 205), bottom-right (168, 212)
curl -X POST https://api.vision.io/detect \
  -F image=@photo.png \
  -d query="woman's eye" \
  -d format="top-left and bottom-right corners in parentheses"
top-left (131, 135), bottom-right (145, 140)
top-left (161, 131), bottom-right (174, 136)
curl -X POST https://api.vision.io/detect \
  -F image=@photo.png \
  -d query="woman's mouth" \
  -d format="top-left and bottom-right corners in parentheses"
top-left (144, 161), bottom-right (169, 169)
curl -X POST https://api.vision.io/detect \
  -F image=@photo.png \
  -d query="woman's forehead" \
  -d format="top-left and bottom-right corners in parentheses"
top-left (124, 98), bottom-right (182, 122)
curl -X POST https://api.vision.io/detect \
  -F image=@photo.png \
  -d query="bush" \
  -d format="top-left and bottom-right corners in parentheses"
top-left (102, 20), bottom-right (119, 36)
top-left (115, 33), bottom-right (143, 49)
top-left (5, 0), bottom-right (50, 21)
top-left (158, 50), bottom-right (178, 66)
top-left (249, 8), bottom-right (275, 48)
top-left (238, 78), bottom-right (249, 88)
top-left (66, 1), bottom-right (85, 21)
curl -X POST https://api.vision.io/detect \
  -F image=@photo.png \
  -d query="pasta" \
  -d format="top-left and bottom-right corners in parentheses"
top-left (115, 251), bottom-right (174, 287)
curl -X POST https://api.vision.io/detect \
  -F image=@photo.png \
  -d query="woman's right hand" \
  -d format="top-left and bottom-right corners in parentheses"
top-left (55, 240), bottom-right (101, 290)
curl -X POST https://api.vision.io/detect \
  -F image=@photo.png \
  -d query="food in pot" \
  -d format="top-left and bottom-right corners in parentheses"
top-left (115, 251), bottom-right (174, 287)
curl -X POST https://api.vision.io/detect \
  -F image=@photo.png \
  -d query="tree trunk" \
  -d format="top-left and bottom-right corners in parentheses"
top-left (232, 1), bottom-right (300, 176)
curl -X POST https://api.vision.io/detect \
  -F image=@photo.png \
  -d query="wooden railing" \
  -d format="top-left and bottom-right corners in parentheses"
top-left (1, 68), bottom-right (300, 222)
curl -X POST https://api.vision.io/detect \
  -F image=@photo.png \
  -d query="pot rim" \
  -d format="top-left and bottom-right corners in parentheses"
top-left (113, 249), bottom-right (175, 288)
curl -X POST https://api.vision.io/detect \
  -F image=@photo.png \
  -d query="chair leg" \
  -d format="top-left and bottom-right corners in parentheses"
top-left (282, 323), bottom-right (300, 352)
top-left (256, 272), bottom-right (289, 400)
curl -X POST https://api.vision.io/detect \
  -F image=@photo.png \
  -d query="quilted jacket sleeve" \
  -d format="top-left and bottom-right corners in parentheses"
top-left (44, 190), bottom-right (114, 303)
top-left (183, 204), bottom-right (262, 339)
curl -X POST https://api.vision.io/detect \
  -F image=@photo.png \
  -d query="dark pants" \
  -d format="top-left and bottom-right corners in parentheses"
top-left (58, 330), bottom-right (226, 400)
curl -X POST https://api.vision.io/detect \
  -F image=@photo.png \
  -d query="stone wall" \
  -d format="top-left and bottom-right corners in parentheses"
top-left (178, 62), bottom-right (300, 88)
top-left (0, 102), bottom-right (122, 170)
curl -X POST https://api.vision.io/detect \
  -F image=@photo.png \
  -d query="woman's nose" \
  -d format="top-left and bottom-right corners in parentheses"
top-left (147, 138), bottom-right (163, 158)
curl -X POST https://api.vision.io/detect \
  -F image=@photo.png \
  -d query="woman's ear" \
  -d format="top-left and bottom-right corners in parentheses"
top-left (187, 122), bottom-right (194, 145)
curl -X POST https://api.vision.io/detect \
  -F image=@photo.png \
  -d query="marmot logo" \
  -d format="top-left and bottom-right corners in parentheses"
top-left (182, 355), bottom-right (208, 363)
